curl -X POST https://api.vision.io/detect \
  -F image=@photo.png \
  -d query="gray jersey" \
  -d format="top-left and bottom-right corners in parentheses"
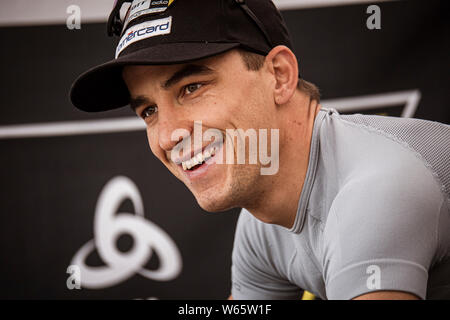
top-left (231, 108), bottom-right (450, 300)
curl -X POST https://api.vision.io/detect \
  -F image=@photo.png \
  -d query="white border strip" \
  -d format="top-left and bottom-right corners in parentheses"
top-left (0, 90), bottom-right (420, 140)
top-left (0, 0), bottom-right (397, 27)
top-left (0, 117), bottom-right (144, 140)
top-left (275, 0), bottom-right (395, 10)
top-left (0, 0), bottom-right (113, 27)
top-left (323, 90), bottom-right (421, 118)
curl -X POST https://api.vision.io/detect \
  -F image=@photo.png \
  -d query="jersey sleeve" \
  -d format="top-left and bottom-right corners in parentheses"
top-left (322, 165), bottom-right (446, 300)
top-left (231, 209), bottom-right (302, 300)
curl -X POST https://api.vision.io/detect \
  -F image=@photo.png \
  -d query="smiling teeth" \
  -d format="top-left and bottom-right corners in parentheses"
top-left (182, 147), bottom-right (217, 170)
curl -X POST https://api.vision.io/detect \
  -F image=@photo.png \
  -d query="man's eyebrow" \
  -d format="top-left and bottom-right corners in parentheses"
top-left (162, 64), bottom-right (215, 90)
top-left (129, 96), bottom-right (151, 113)
top-left (129, 65), bottom-right (214, 113)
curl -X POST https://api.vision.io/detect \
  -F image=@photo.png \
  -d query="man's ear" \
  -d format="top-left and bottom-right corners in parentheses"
top-left (264, 46), bottom-right (299, 105)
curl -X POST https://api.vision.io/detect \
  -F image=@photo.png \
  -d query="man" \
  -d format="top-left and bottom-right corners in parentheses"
top-left (70, 0), bottom-right (450, 300)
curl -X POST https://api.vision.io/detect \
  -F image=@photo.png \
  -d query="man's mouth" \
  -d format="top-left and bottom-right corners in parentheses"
top-left (181, 145), bottom-right (218, 171)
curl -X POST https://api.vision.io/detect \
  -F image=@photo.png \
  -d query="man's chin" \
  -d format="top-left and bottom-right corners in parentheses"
top-left (193, 191), bottom-right (236, 213)
top-left (199, 202), bottom-right (235, 213)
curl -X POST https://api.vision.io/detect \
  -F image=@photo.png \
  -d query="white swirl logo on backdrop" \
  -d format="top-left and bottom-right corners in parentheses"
top-left (71, 176), bottom-right (182, 289)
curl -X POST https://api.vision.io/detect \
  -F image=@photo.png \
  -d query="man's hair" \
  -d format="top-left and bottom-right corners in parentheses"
top-left (238, 49), bottom-right (321, 102)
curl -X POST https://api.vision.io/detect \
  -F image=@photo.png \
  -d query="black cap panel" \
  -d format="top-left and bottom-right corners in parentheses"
top-left (247, 0), bottom-right (293, 49)
top-left (117, 0), bottom-right (224, 58)
top-left (222, 0), bottom-right (272, 55)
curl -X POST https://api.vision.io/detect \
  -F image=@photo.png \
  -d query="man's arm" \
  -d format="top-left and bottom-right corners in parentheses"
top-left (322, 155), bottom-right (445, 300)
top-left (231, 209), bottom-right (303, 299)
top-left (353, 291), bottom-right (419, 300)
top-left (230, 291), bottom-right (418, 300)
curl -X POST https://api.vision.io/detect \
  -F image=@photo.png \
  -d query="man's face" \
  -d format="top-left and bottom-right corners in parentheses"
top-left (122, 50), bottom-right (278, 212)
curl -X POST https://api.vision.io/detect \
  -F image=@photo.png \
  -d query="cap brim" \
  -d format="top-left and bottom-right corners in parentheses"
top-left (70, 42), bottom-right (241, 112)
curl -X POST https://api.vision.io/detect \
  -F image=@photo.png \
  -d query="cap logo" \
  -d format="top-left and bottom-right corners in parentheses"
top-left (115, 16), bottom-right (172, 58)
top-left (123, 0), bottom-right (175, 31)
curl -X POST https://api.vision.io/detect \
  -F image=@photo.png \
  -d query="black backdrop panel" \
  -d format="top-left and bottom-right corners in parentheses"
top-left (0, 131), bottom-right (240, 299)
top-left (0, 0), bottom-right (448, 299)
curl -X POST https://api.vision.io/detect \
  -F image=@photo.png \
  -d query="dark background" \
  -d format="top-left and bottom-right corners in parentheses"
top-left (0, 0), bottom-right (448, 299)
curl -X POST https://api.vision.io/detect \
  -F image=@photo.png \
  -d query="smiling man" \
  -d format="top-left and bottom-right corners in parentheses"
top-left (70, 0), bottom-right (450, 300)
top-left (120, 48), bottom-right (317, 223)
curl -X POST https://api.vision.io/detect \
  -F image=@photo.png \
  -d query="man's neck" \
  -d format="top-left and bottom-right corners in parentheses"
top-left (245, 93), bottom-right (321, 229)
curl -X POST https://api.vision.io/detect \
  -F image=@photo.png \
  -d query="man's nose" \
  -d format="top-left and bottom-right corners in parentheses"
top-left (157, 104), bottom-right (191, 152)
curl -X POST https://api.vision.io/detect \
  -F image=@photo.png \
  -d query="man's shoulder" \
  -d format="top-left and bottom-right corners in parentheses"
top-left (236, 208), bottom-right (286, 235)
top-left (234, 209), bottom-right (261, 242)
top-left (322, 109), bottom-right (449, 154)
top-left (319, 110), bottom-right (449, 201)
top-left (328, 112), bottom-right (449, 173)
top-left (234, 208), bottom-right (294, 253)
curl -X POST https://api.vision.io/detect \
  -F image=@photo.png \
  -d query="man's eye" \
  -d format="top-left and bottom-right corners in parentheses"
top-left (184, 83), bottom-right (202, 95)
top-left (141, 106), bottom-right (158, 119)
